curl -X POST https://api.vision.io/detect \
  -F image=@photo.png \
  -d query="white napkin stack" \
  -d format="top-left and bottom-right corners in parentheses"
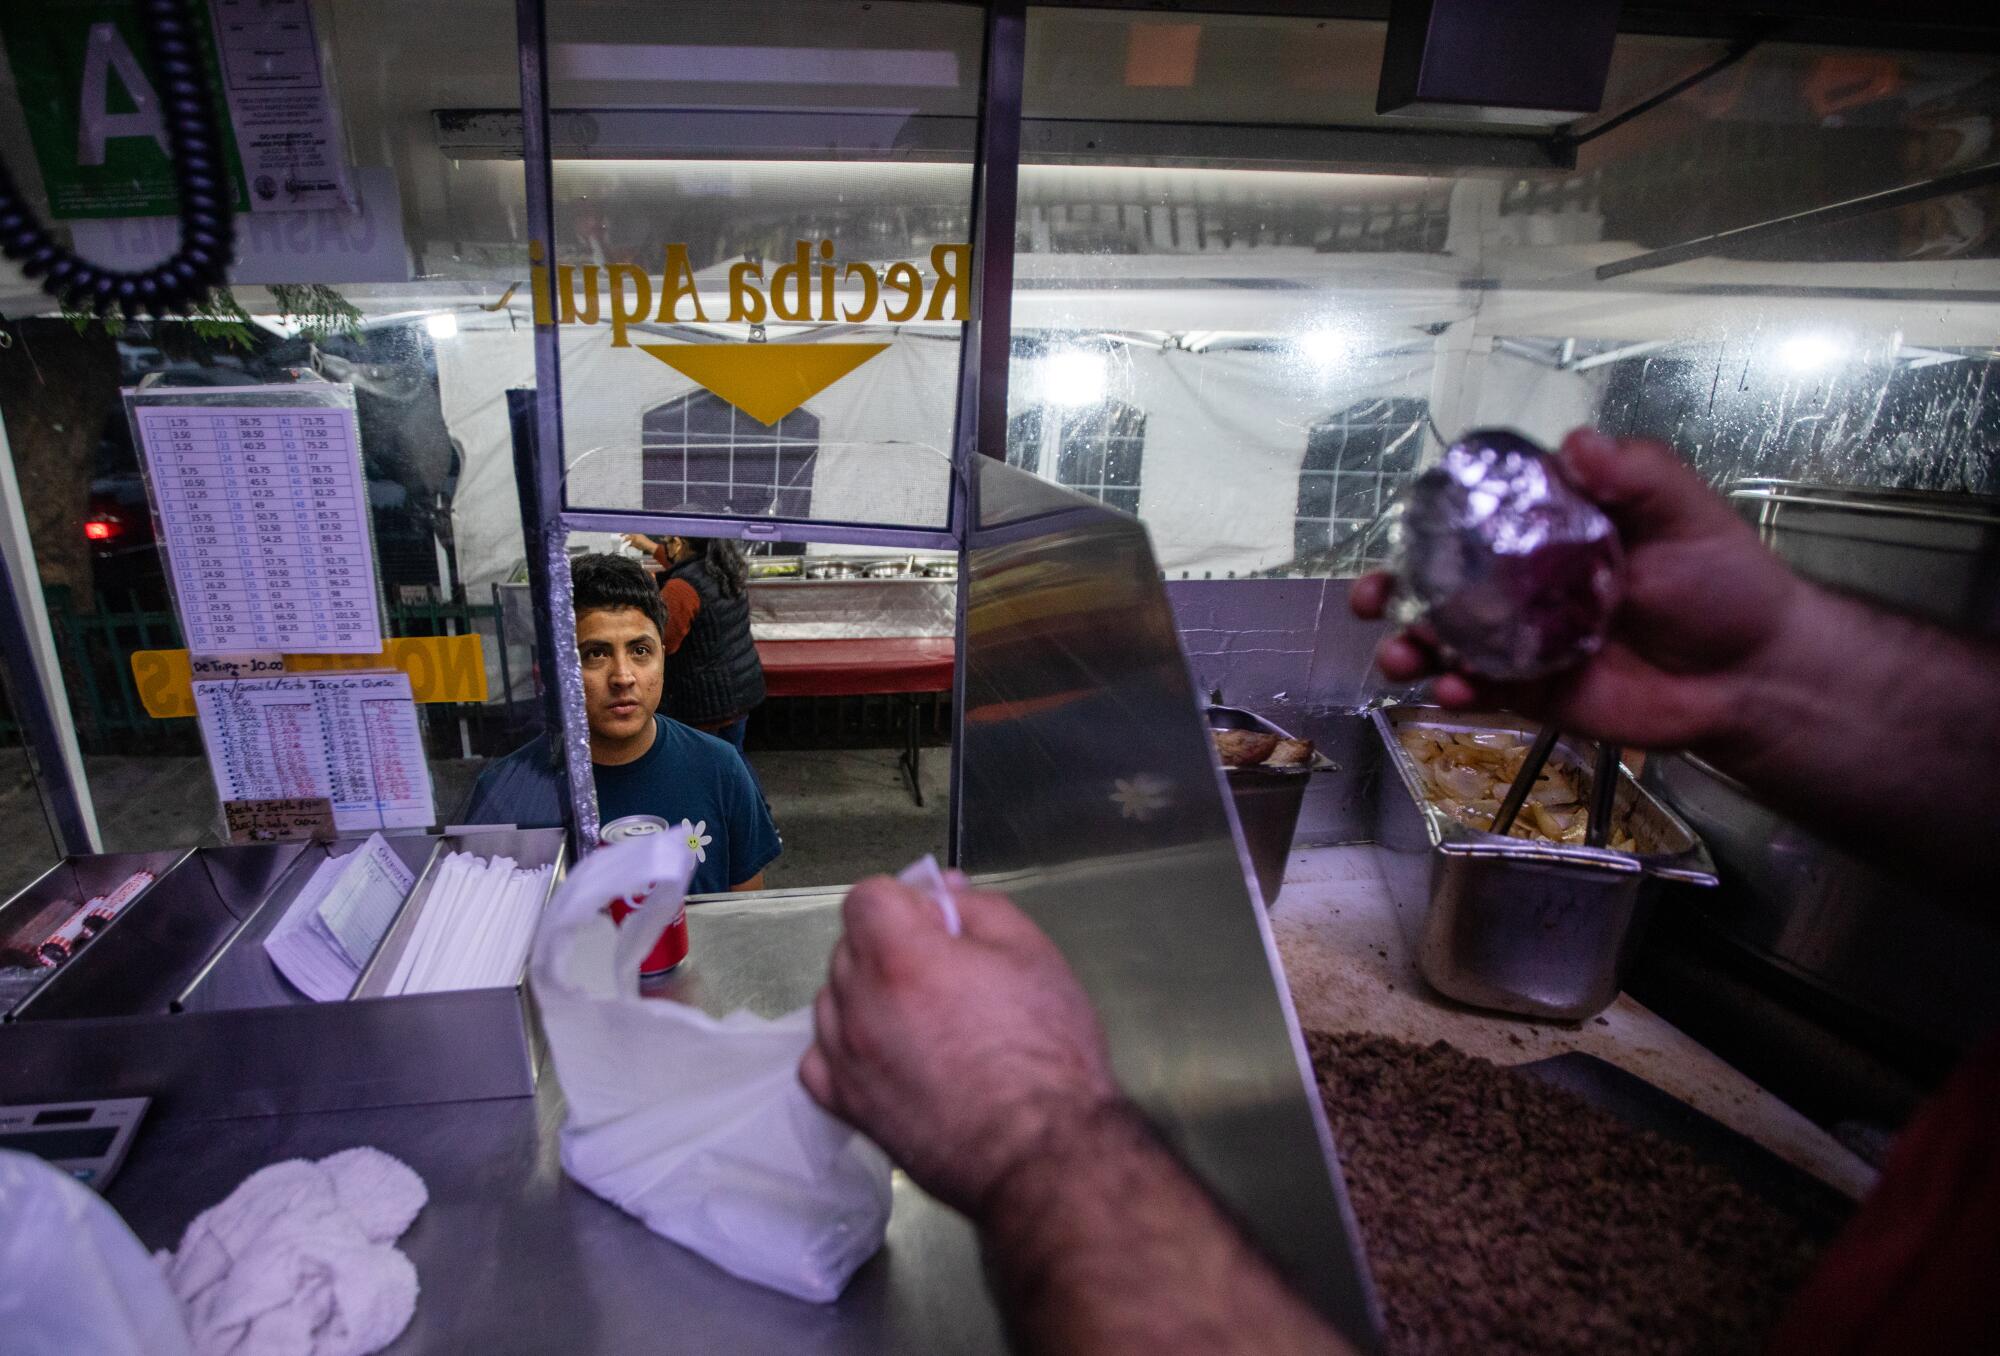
top-left (383, 851), bottom-right (552, 995)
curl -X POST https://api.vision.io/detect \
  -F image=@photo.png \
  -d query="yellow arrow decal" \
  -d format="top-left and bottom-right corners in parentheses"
top-left (636, 342), bottom-right (890, 425)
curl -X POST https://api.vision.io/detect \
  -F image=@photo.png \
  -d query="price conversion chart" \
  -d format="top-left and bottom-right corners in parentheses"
top-left (194, 673), bottom-right (434, 831)
top-left (135, 404), bottom-right (382, 655)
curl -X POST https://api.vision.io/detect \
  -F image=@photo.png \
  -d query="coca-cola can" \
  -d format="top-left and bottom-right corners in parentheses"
top-left (600, 814), bottom-right (670, 846)
top-left (639, 906), bottom-right (690, 977)
top-left (599, 816), bottom-right (690, 976)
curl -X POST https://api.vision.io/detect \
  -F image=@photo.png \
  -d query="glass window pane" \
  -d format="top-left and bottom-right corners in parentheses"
top-left (545, 1), bottom-right (982, 531)
top-left (1104, 443), bottom-right (1143, 488)
top-left (1011, 11), bottom-right (1456, 578)
top-left (1057, 441), bottom-right (1105, 491)
top-left (1379, 422), bottom-right (1423, 474)
top-left (1006, 409), bottom-right (1043, 472)
top-left (0, 0), bottom-right (542, 861)
top-left (1295, 474), bottom-right (1334, 521)
top-left (560, 531), bottom-right (954, 890)
top-left (1334, 477), bottom-right (1379, 520)
top-left (0, 738), bottom-right (62, 900)
top-left (1013, 8), bottom-right (2000, 580)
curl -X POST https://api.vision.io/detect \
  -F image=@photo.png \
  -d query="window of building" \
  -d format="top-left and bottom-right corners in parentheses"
top-left (641, 391), bottom-right (819, 518)
top-left (1294, 397), bottom-right (1428, 568)
top-left (1006, 400), bottom-right (1146, 516)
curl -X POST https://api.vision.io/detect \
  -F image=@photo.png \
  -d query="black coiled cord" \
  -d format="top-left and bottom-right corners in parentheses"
top-left (0, 0), bottom-right (235, 317)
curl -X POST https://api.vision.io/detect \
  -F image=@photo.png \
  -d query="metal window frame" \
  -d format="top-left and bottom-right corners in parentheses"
top-left (513, 0), bottom-right (1024, 852)
top-left (0, 416), bottom-right (101, 855)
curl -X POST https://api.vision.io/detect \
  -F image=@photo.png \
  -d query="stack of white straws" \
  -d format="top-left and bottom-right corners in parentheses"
top-left (384, 851), bottom-right (554, 995)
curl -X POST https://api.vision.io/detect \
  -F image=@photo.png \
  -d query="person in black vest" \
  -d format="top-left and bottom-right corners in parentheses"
top-left (622, 533), bottom-right (767, 755)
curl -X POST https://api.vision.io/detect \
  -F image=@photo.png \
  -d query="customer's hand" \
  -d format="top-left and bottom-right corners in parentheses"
top-left (1351, 427), bottom-right (1805, 751)
top-left (620, 532), bottom-right (659, 556)
top-left (800, 874), bottom-right (1119, 1219)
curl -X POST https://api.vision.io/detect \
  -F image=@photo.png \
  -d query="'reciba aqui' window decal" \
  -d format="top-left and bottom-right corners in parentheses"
top-left (531, 240), bottom-right (970, 425)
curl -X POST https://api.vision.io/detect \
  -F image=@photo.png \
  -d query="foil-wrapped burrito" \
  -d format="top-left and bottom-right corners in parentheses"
top-left (1391, 429), bottom-right (1623, 681)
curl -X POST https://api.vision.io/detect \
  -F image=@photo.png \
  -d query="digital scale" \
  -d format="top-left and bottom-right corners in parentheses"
top-left (0, 1096), bottom-right (150, 1191)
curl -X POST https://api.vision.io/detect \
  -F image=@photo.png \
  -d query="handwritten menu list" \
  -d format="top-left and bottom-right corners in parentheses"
top-left (135, 404), bottom-right (382, 656)
top-left (194, 674), bottom-right (434, 832)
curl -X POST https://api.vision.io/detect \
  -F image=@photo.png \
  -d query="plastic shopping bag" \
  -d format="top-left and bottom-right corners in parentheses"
top-left (0, 1150), bottom-right (196, 1356)
top-left (528, 834), bottom-right (891, 1303)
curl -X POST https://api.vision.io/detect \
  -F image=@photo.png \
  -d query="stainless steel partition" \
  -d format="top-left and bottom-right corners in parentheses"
top-left (956, 457), bottom-right (1382, 1349)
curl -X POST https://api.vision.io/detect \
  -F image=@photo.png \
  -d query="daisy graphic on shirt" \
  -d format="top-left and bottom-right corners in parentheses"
top-left (677, 819), bottom-right (712, 863)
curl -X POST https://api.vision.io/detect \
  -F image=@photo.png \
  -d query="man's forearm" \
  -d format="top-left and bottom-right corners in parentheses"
top-left (975, 1099), bottom-right (1352, 1356)
top-left (1703, 583), bottom-right (2000, 886)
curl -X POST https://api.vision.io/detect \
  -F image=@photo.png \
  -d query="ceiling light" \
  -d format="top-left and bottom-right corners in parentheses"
top-left (425, 312), bottom-right (460, 340)
top-left (1036, 350), bottom-right (1108, 408)
top-left (1296, 326), bottom-right (1356, 369)
top-left (1775, 333), bottom-right (1844, 374)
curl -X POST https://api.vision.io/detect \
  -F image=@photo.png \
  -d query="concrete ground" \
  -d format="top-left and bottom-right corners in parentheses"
top-left (752, 745), bottom-right (949, 891)
top-left (0, 746), bottom-right (948, 903)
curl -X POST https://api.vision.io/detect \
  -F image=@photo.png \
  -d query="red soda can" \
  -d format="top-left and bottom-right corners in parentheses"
top-left (600, 815), bottom-right (670, 847)
top-left (599, 815), bottom-right (690, 976)
top-left (639, 905), bottom-right (690, 977)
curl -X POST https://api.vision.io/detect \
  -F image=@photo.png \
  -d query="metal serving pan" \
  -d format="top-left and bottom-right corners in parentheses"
top-left (1205, 705), bottom-right (1336, 908)
top-left (1728, 479), bottom-right (2000, 635)
top-left (1647, 751), bottom-right (1997, 1051)
top-left (13, 843), bottom-right (305, 1023)
top-left (1372, 706), bottom-right (1715, 1021)
top-left (0, 848), bottom-right (192, 1019)
top-left (171, 834), bottom-right (441, 1014)
top-left (0, 829), bottom-right (565, 1119)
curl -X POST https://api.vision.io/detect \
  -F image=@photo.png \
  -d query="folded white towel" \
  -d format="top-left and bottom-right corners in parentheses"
top-left (157, 1147), bottom-right (427, 1356)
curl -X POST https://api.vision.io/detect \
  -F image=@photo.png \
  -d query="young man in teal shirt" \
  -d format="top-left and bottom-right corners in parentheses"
top-left (462, 554), bottom-right (779, 894)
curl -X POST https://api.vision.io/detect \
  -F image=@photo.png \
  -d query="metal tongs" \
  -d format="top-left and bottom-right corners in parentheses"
top-left (1490, 725), bottom-right (1623, 849)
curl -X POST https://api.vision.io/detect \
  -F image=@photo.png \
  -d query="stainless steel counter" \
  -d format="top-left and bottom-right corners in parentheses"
top-left (107, 889), bottom-right (1009, 1355)
top-left (104, 862), bottom-right (1376, 1353)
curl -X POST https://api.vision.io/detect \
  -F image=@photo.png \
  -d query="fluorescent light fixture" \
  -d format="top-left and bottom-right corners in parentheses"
top-left (553, 43), bottom-right (960, 88)
top-left (1035, 350), bottom-right (1108, 408)
top-left (1775, 333), bottom-right (1844, 374)
top-left (1296, 326), bottom-right (1356, 370)
top-left (425, 312), bottom-right (460, 340)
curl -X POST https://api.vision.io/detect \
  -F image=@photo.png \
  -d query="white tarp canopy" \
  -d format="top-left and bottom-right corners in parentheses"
top-left (432, 286), bottom-right (1608, 587)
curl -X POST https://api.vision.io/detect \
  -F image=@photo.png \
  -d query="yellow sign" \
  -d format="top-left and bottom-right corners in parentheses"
top-left (132, 635), bottom-right (489, 719)
top-left (531, 238), bottom-right (968, 424)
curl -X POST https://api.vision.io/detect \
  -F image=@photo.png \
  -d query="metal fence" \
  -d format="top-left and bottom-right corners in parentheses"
top-left (0, 587), bottom-right (528, 757)
top-left (0, 587), bottom-right (950, 758)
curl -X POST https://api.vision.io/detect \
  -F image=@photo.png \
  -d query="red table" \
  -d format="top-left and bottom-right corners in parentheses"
top-left (755, 637), bottom-right (955, 804)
